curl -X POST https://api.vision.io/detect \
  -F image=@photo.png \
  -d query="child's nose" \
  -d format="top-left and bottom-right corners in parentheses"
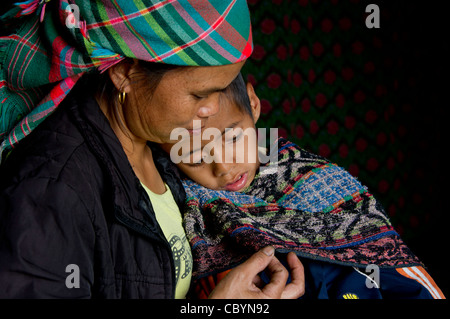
top-left (213, 162), bottom-right (233, 178)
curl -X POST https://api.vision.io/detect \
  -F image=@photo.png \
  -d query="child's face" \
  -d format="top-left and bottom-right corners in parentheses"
top-left (162, 83), bottom-right (261, 192)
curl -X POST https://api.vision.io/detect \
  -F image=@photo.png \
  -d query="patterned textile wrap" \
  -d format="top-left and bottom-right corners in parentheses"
top-left (183, 138), bottom-right (421, 280)
top-left (0, 0), bottom-right (253, 159)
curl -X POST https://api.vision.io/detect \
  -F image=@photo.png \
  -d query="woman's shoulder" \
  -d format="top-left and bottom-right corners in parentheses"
top-left (0, 129), bottom-right (105, 222)
top-left (0, 102), bottom-right (103, 197)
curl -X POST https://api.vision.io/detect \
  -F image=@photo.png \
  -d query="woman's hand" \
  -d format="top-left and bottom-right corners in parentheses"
top-left (208, 246), bottom-right (305, 299)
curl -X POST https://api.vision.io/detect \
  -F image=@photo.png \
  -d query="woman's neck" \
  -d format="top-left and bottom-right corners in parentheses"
top-left (96, 94), bottom-right (166, 194)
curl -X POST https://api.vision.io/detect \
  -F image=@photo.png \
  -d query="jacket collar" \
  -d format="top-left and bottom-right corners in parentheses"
top-left (64, 77), bottom-right (186, 242)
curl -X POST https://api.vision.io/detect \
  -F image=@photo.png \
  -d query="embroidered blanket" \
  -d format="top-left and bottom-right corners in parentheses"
top-left (182, 138), bottom-right (421, 280)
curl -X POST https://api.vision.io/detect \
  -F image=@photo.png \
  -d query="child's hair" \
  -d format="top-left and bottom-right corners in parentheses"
top-left (223, 73), bottom-right (253, 120)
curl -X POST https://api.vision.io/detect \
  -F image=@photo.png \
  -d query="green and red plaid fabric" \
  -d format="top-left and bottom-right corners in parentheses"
top-left (0, 0), bottom-right (253, 159)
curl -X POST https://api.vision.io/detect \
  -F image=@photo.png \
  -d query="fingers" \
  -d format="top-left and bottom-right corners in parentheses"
top-left (237, 246), bottom-right (276, 275)
top-left (209, 246), bottom-right (277, 299)
top-left (259, 255), bottom-right (289, 298)
top-left (252, 272), bottom-right (265, 289)
top-left (281, 252), bottom-right (305, 299)
top-left (241, 248), bottom-right (305, 299)
top-left (232, 245), bottom-right (288, 298)
top-left (208, 247), bottom-right (306, 299)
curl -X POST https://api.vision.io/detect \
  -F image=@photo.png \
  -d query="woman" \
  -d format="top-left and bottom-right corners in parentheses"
top-left (0, 0), bottom-right (304, 298)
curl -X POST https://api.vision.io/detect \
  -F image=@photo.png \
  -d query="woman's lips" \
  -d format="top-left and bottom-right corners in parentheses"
top-left (224, 172), bottom-right (248, 192)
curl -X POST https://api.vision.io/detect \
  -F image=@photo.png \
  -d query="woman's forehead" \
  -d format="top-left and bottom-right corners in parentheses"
top-left (166, 62), bottom-right (245, 89)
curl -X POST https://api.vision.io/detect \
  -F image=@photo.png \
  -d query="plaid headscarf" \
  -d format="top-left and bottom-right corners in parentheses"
top-left (0, 0), bottom-right (253, 159)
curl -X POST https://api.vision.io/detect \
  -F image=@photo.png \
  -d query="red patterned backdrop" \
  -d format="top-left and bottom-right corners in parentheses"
top-left (242, 0), bottom-right (448, 295)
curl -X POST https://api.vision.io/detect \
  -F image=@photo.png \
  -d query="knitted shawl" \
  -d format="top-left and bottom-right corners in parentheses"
top-left (182, 138), bottom-right (421, 279)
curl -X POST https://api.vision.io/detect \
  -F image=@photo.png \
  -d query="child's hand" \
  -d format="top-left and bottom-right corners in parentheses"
top-left (208, 247), bottom-right (305, 299)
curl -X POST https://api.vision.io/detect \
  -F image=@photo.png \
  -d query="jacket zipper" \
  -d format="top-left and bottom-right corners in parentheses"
top-left (138, 185), bottom-right (177, 299)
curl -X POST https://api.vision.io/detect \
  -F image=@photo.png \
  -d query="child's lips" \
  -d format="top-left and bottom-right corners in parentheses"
top-left (224, 172), bottom-right (248, 192)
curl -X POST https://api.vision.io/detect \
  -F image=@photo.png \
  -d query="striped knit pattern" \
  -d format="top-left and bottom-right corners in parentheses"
top-left (182, 138), bottom-right (421, 279)
top-left (0, 0), bottom-right (252, 159)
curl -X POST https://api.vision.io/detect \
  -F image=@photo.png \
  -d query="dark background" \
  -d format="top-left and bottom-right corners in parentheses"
top-left (243, 0), bottom-right (449, 297)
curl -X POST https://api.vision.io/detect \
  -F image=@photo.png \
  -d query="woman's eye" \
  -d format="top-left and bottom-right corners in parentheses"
top-left (193, 89), bottom-right (225, 100)
top-left (193, 94), bottom-right (207, 100)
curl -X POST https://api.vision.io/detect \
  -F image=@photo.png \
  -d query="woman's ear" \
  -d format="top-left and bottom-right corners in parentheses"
top-left (246, 82), bottom-right (261, 124)
top-left (107, 59), bottom-right (138, 93)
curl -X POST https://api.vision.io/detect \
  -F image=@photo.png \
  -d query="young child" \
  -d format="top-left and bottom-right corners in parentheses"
top-left (161, 74), bottom-right (445, 299)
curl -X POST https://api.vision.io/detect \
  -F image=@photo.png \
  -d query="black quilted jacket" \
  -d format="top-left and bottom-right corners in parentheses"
top-left (0, 78), bottom-right (185, 298)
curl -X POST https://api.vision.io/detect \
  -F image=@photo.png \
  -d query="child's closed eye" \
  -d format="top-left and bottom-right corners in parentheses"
top-left (186, 160), bottom-right (204, 168)
top-left (186, 152), bottom-right (206, 167)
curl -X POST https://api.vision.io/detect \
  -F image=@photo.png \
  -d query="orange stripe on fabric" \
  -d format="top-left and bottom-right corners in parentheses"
top-left (411, 266), bottom-right (446, 299)
top-left (396, 266), bottom-right (445, 299)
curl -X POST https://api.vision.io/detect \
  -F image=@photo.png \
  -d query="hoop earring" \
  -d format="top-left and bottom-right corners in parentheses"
top-left (118, 91), bottom-right (126, 105)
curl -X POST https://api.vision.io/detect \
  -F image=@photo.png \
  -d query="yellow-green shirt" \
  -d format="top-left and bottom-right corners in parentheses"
top-left (141, 183), bottom-right (192, 299)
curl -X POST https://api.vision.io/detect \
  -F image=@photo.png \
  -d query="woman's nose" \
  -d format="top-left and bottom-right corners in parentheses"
top-left (197, 102), bottom-right (219, 118)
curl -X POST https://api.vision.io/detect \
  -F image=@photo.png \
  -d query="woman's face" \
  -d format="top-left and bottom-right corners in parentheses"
top-left (163, 101), bottom-right (260, 192)
top-left (160, 82), bottom-right (262, 192)
top-left (124, 61), bottom-right (245, 144)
